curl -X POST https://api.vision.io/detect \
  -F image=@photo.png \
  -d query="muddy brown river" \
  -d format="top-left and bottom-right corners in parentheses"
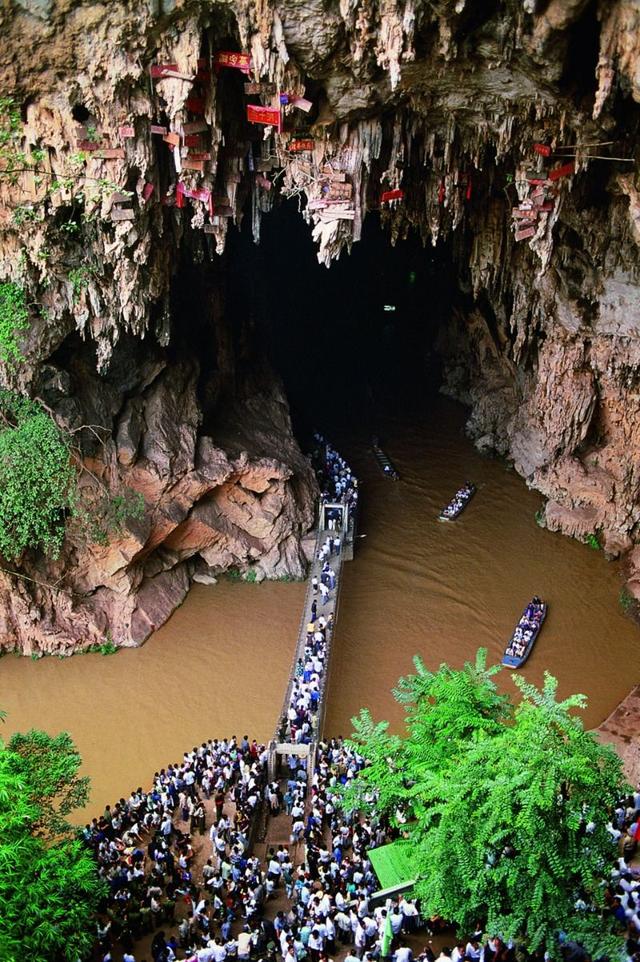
top-left (1, 399), bottom-right (638, 819)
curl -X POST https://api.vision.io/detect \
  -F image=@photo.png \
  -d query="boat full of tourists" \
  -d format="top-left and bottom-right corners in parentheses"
top-left (502, 596), bottom-right (547, 668)
top-left (371, 437), bottom-right (400, 480)
top-left (438, 481), bottom-right (476, 521)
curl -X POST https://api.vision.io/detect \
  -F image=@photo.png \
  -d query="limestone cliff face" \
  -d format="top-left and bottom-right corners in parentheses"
top-left (1, 0), bottom-right (640, 649)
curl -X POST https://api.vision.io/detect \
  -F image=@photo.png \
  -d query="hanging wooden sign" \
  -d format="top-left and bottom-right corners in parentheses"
top-left (289, 138), bottom-right (315, 153)
top-left (163, 132), bottom-right (180, 147)
top-left (94, 148), bottom-right (126, 159)
top-left (142, 183), bottom-right (155, 201)
top-left (244, 82), bottom-right (262, 95)
top-left (381, 189), bottom-right (404, 203)
top-left (292, 97), bottom-right (313, 112)
top-left (214, 51), bottom-right (251, 74)
top-left (515, 225), bottom-right (536, 241)
top-left (512, 208), bottom-right (537, 219)
top-left (246, 104), bottom-right (281, 130)
top-left (111, 208), bottom-right (135, 221)
top-left (187, 152), bottom-right (212, 161)
top-left (319, 209), bottom-right (355, 221)
top-left (177, 183), bottom-right (211, 203)
top-left (77, 140), bottom-right (100, 151)
top-left (119, 125), bottom-right (135, 138)
top-left (327, 182), bottom-right (352, 200)
top-left (182, 159), bottom-right (205, 172)
top-left (182, 121), bottom-right (209, 135)
top-left (150, 64), bottom-right (194, 82)
top-left (150, 124), bottom-right (167, 135)
top-left (184, 134), bottom-right (203, 148)
top-left (548, 162), bottom-right (574, 181)
top-left (533, 143), bottom-right (552, 157)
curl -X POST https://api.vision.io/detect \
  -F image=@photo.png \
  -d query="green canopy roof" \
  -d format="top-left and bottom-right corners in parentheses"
top-left (368, 840), bottom-right (416, 892)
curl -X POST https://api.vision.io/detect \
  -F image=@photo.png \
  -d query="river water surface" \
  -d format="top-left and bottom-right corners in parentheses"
top-left (1, 398), bottom-right (637, 818)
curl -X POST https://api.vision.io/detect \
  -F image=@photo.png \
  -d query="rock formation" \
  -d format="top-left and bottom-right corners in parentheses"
top-left (1, 0), bottom-right (639, 649)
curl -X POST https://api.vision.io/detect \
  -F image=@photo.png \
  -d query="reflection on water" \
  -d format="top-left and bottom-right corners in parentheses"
top-left (1, 398), bottom-right (638, 819)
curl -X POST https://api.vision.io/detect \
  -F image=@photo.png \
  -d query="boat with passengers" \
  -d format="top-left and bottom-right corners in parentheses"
top-left (502, 596), bottom-right (547, 668)
top-left (371, 437), bottom-right (400, 480)
top-left (438, 481), bottom-right (476, 521)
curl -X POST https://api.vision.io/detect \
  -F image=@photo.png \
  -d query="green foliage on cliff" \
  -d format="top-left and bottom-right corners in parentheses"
top-left (345, 650), bottom-right (626, 958)
top-left (0, 721), bottom-right (105, 961)
top-left (0, 282), bottom-right (29, 365)
top-left (0, 392), bottom-right (76, 560)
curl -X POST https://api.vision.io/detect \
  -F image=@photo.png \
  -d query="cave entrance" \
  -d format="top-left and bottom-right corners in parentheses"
top-left (224, 201), bottom-right (457, 437)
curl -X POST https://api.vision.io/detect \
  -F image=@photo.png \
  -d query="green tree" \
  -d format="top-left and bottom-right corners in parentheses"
top-left (0, 390), bottom-right (76, 559)
top-left (0, 282), bottom-right (29, 366)
top-left (7, 730), bottom-right (90, 839)
top-left (345, 649), bottom-right (511, 815)
top-left (346, 653), bottom-right (626, 958)
top-left (0, 722), bottom-right (105, 961)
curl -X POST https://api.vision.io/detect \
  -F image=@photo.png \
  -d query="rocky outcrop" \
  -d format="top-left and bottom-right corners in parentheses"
top-left (1, 0), bottom-right (640, 644)
top-left (596, 685), bottom-right (640, 785)
top-left (0, 342), bottom-right (316, 654)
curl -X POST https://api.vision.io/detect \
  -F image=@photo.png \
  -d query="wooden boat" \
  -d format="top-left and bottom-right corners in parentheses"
top-left (438, 483), bottom-right (476, 521)
top-left (371, 437), bottom-right (400, 480)
top-left (502, 600), bottom-right (547, 668)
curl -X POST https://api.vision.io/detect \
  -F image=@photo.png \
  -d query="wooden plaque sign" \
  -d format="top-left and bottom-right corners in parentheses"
top-left (119, 125), bottom-right (135, 138)
top-left (181, 159), bottom-right (205, 172)
top-left (381, 188), bottom-right (404, 203)
top-left (94, 148), bottom-right (126, 159)
top-left (150, 124), bottom-right (167, 135)
top-left (182, 121), bottom-right (209, 135)
top-left (515, 225), bottom-right (536, 241)
top-left (163, 132), bottom-right (180, 147)
top-left (111, 208), bottom-right (135, 221)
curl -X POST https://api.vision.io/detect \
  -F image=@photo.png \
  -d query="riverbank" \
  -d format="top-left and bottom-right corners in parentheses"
top-left (596, 684), bottom-right (640, 785)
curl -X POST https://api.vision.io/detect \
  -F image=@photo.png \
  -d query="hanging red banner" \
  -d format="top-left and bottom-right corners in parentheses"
top-left (381, 189), bottom-right (404, 203)
top-left (533, 143), bottom-right (552, 157)
top-left (214, 51), bottom-right (252, 74)
top-left (548, 161), bottom-right (575, 181)
top-left (289, 138), bottom-right (314, 152)
top-left (247, 104), bottom-right (281, 130)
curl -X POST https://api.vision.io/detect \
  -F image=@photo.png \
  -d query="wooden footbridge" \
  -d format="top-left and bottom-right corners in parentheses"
top-left (266, 496), bottom-right (356, 785)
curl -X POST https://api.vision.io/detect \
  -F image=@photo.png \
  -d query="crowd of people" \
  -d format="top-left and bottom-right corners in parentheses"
top-left (87, 737), bottom-right (271, 961)
top-left (81, 435), bottom-right (640, 962)
top-left (503, 597), bottom-right (545, 660)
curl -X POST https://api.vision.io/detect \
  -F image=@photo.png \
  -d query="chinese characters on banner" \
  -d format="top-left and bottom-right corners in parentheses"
top-left (214, 51), bottom-right (252, 74)
top-left (246, 104), bottom-right (282, 131)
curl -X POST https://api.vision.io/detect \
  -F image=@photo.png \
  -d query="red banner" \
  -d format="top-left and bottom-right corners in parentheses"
top-left (381, 189), bottom-right (404, 203)
top-left (289, 138), bottom-right (314, 152)
top-left (548, 161), bottom-right (575, 181)
top-left (533, 143), bottom-right (551, 157)
top-left (247, 104), bottom-right (281, 130)
top-left (214, 51), bottom-right (251, 74)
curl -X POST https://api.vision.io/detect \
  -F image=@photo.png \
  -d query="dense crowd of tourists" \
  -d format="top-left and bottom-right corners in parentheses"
top-left (82, 435), bottom-right (640, 962)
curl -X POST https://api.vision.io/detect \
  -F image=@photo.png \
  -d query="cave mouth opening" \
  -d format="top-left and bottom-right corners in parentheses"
top-left (221, 201), bottom-right (459, 440)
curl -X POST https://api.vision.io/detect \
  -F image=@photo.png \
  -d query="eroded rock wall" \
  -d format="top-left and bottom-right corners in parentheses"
top-left (1, 0), bottom-right (640, 646)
